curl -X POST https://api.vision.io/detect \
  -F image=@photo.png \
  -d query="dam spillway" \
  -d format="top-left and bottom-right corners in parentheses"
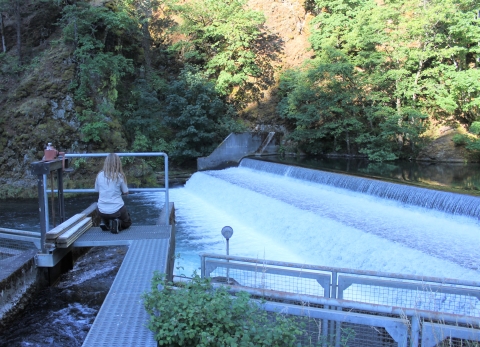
top-left (168, 158), bottom-right (480, 281)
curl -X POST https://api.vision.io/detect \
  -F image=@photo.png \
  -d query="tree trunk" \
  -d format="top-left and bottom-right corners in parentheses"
top-left (477, 10), bottom-right (480, 68)
top-left (413, 59), bottom-right (424, 101)
top-left (0, 13), bottom-right (6, 53)
top-left (345, 130), bottom-right (351, 155)
top-left (14, 0), bottom-right (21, 65)
top-left (142, 21), bottom-right (152, 70)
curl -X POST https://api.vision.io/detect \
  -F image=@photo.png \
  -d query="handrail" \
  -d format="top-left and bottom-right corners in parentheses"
top-left (200, 253), bottom-right (480, 288)
top-left (62, 152), bottom-right (169, 224)
top-left (30, 152), bottom-right (169, 253)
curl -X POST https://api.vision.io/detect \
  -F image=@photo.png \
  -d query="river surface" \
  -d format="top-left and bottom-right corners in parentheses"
top-left (1, 158), bottom-right (480, 345)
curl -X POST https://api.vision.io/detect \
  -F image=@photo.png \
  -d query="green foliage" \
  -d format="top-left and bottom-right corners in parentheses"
top-left (452, 124), bottom-right (480, 158)
top-left (61, 3), bottom-right (136, 144)
top-left (167, 0), bottom-right (265, 99)
top-left (469, 122), bottom-right (480, 136)
top-left (308, 0), bottom-right (480, 123)
top-left (71, 157), bottom-right (87, 170)
top-left (121, 75), bottom-right (168, 141)
top-left (277, 49), bottom-right (426, 161)
top-left (143, 272), bottom-right (303, 347)
top-left (464, 122), bottom-right (480, 155)
top-left (163, 66), bottom-right (246, 163)
top-left (452, 134), bottom-right (468, 146)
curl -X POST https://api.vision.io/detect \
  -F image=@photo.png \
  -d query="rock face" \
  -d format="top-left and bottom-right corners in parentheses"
top-left (0, 41), bottom-right (81, 198)
top-left (242, 0), bottom-right (314, 123)
top-left (417, 129), bottom-right (469, 163)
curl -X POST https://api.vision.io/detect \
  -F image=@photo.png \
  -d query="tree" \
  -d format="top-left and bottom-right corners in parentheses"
top-left (0, 0), bottom-right (22, 63)
top-left (167, 0), bottom-right (265, 102)
top-left (121, 0), bottom-right (171, 71)
top-left (60, 2), bottom-right (137, 145)
top-left (162, 65), bottom-right (245, 163)
top-left (281, 0), bottom-right (479, 159)
top-left (278, 51), bottom-right (370, 157)
top-left (0, 12), bottom-right (5, 53)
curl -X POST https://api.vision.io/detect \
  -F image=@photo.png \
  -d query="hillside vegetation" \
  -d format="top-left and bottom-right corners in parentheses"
top-left (0, 0), bottom-right (479, 197)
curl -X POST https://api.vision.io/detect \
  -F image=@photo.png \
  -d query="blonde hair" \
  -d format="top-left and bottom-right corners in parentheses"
top-left (101, 153), bottom-right (127, 184)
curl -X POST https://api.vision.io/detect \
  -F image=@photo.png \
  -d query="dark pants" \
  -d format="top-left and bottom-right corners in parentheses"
top-left (98, 205), bottom-right (132, 231)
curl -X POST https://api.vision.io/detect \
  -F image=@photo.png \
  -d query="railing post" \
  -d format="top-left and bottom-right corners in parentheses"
top-left (37, 173), bottom-right (47, 253)
top-left (201, 255), bottom-right (206, 278)
top-left (57, 167), bottom-right (65, 223)
top-left (329, 271), bottom-right (339, 346)
top-left (43, 174), bottom-right (49, 233)
top-left (410, 315), bottom-right (420, 347)
top-left (164, 154), bottom-right (169, 225)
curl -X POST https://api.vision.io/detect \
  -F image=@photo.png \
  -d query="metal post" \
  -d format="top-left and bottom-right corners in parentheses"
top-left (201, 255), bottom-right (206, 278)
top-left (329, 271), bottom-right (338, 346)
top-left (37, 174), bottom-right (47, 253)
top-left (164, 154), bottom-right (169, 224)
top-left (226, 238), bottom-right (230, 283)
top-left (43, 174), bottom-right (49, 233)
top-left (50, 173), bottom-right (55, 227)
top-left (410, 315), bottom-right (420, 347)
top-left (57, 167), bottom-right (65, 223)
top-left (221, 226), bottom-right (234, 284)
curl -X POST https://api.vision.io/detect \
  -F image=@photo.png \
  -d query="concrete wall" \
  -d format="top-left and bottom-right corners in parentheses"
top-left (197, 132), bottom-right (282, 171)
top-left (0, 249), bottom-right (39, 324)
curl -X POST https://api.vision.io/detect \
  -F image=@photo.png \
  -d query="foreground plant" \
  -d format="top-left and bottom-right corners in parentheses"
top-left (143, 272), bottom-right (303, 347)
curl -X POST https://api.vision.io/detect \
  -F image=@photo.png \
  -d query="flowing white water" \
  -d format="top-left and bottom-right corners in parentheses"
top-left (147, 161), bottom-right (480, 283)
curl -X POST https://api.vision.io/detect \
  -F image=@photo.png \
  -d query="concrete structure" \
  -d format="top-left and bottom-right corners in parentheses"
top-left (0, 248), bottom-right (38, 324)
top-left (197, 132), bottom-right (282, 171)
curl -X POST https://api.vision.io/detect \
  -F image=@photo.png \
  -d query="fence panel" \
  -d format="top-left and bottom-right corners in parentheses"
top-left (201, 253), bottom-right (480, 347)
top-left (421, 322), bottom-right (480, 347)
top-left (338, 275), bottom-right (480, 317)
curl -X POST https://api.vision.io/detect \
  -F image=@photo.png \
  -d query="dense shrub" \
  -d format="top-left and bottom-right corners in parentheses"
top-left (143, 272), bottom-right (303, 347)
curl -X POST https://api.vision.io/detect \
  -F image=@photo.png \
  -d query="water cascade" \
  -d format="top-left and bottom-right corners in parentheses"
top-left (240, 158), bottom-right (480, 219)
top-left (170, 159), bottom-right (480, 281)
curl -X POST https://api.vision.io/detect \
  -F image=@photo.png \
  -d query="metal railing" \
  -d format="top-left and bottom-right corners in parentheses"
top-left (29, 152), bottom-right (169, 253)
top-left (62, 152), bottom-right (169, 220)
top-left (51, 152), bottom-right (169, 221)
top-left (201, 253), bottom-right (480, 347)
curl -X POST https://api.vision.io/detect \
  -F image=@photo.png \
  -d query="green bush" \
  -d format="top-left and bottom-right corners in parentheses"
top-left (143, 272), bottom-right (303, 347)
top-left (452, 133), bottom-right (468, 146)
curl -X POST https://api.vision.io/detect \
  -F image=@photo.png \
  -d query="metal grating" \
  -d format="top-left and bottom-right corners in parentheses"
top-left (341, 281), bottom-right (480, 317)
top-left (262, 301), bottom-right (409, 347)
top-left (82, 238), bottom-right (170, 347)
top-left (208, 264), bottom-right (329, 297)
top-left (74, 225), bottom-right (170, 247)
top-left (422, 322), bottom-right (480, 347)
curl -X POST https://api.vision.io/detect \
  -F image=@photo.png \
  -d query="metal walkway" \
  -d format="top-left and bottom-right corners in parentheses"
top-left (78, 225), bottom-right (171, 347)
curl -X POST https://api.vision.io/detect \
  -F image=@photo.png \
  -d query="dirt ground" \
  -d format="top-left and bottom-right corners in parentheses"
top-left (243, 0), bottom-right (315, 122)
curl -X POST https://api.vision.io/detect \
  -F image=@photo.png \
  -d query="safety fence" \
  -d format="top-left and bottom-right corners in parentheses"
top-left (0, 152), bottom-right (169, 261)
top-left (201, 253), bottom-right (480, 347)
